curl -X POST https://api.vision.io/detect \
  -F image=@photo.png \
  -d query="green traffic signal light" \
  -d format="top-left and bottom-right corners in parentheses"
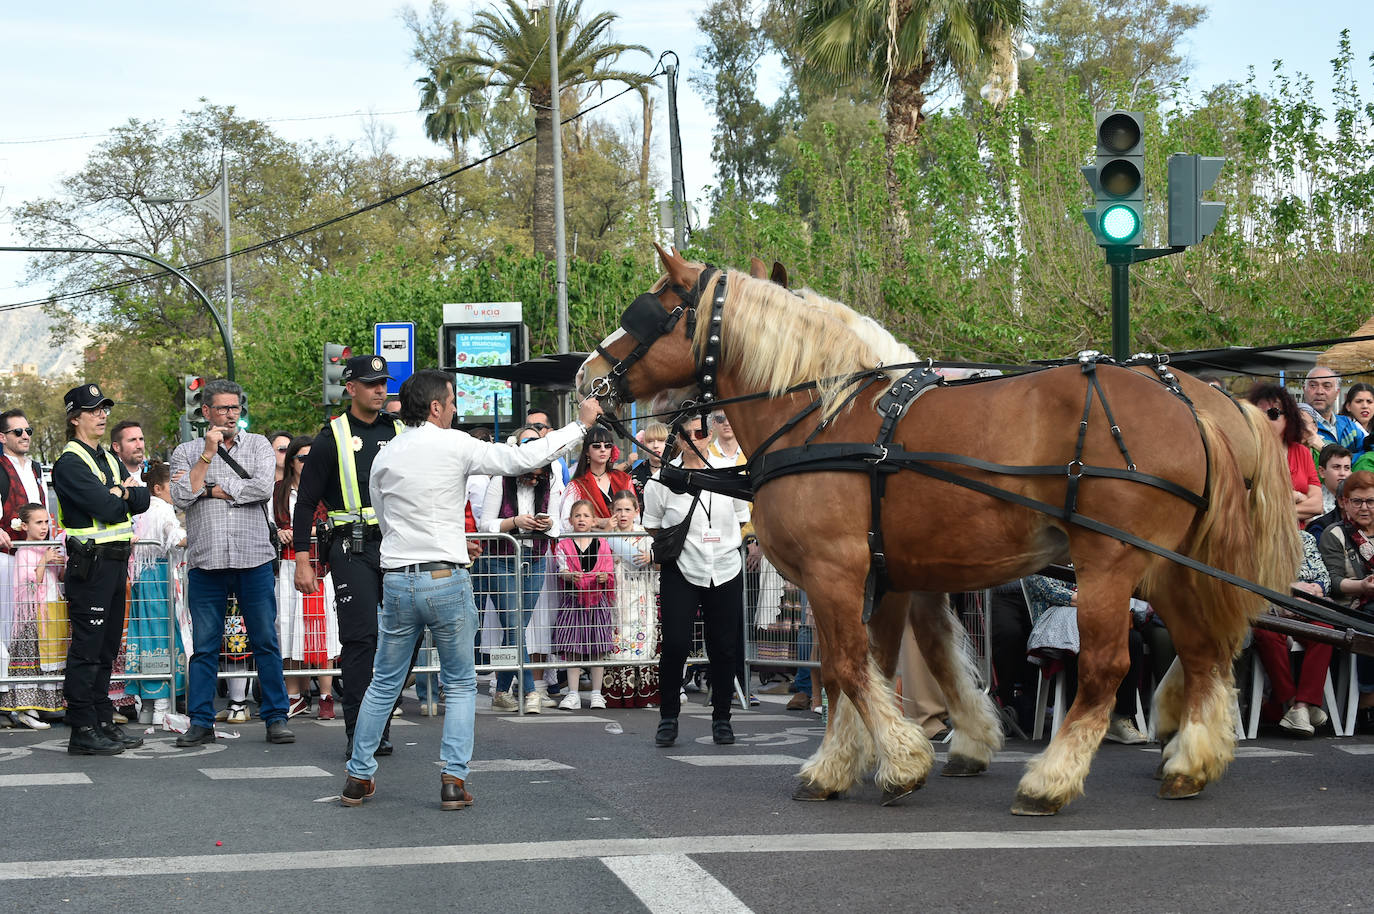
top-left (1100, 204), bottom-right (1141, 243)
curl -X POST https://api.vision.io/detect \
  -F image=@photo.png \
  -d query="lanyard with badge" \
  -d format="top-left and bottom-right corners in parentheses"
top-left (700, 494), bottom-right (721, 544)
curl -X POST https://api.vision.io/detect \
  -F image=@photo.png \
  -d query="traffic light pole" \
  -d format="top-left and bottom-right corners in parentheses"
top-left (1104, 245), bottom-right (1186, 361)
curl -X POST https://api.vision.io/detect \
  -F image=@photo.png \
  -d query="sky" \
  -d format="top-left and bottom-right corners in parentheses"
top-left (1, 0), bottom-right (1372, 310)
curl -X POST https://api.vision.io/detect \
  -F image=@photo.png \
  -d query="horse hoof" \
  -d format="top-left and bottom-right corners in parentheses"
top-left (880, 780), bottom-right (924, 806)
top-left (792, 780), bottom-right (842, 802)
top-left (1158, 773), bottom-right (1204, 800)
top-left (1010, 791), bottom-right (1062, 816)
top-left (940, 754), bottom-right (988, 777)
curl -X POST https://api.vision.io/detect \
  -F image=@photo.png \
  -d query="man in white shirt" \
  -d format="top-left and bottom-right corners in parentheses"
top-left (340, 370), bottom-right (601, 810)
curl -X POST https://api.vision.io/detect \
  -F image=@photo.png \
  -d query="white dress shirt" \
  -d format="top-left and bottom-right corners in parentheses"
top-left (370, 420), bottom-right (585, 568)
top-left (641, 456), bottom-right (751, 588)
top-left (480, 474), bottom-right (565, 537)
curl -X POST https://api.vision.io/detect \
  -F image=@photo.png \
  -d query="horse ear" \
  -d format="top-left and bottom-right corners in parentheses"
top-left (653, 241), bottom-right (696, 290)
top-left (770, 261), bottom-right (789, 288)
top-left (749, 257), bottom-right (768, 279)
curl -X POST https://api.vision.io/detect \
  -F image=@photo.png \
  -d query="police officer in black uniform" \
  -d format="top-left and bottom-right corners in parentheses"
top-left (52, 384), bottom-right (151, 755)
top-left (293, 355), bottom-right (403, 758)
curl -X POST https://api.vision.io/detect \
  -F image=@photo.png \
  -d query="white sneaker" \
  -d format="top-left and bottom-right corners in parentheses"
top-left (16, 711), bottom-right (50, 730)
top-left (523, 692), bottom-right (543, 715)
top-left (589, 693), bottom-right (607, 710)
top-left (1279, 704), bottom-right (1314, 737)
top-left (558, 692), bottom-right (581, 711)
top-left (1306, 705), bottom-right (1329, 729)
top-left (491, 691), bottom-right (519, 712)
top-left (1104, 715), bottom-right (1148, 745)
top-left (151, 710), bottom-right (167, 727)
top-left (537, 691), bottom-right (557, 708)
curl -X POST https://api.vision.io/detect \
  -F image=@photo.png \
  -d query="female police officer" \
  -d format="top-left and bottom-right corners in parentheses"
top-left (52, 384), bottom-right (151, 755)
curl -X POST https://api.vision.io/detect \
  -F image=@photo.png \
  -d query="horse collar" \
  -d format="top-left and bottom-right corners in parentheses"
top-left (695, 275), bottom-right (727, 405)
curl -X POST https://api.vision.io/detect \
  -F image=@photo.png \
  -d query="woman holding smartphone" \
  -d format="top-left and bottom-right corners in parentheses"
top-left (481, 426), bottom-right (563, 714)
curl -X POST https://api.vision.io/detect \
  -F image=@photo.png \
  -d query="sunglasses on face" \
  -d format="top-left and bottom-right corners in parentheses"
top-left (519, 438), bottom-right (538, 445)
top-left (293, 454), bottom-right (308, 463)
top-left (589, 441), bottom-right (614, 449)
top-left (276, 445), bottom-right (290, 453)
top-left (528, 423), bottom-right (550, 431)
top-left (4, 427), bottom-right (33, 437)
top-left (1265, 407), bottom-right (1282, 420)
top-left (688, 428), bottom-right (710, 440)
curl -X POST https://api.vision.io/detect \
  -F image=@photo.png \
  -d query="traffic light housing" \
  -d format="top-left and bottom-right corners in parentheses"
top-left (1167, 153), bottom-right (1226, 247)
top-left (184, 375), bottom-right (205, 424)
top-left (324, 343), bottom-right (351, 405)
top-left (1083, 111), bottom-right (1145, 247)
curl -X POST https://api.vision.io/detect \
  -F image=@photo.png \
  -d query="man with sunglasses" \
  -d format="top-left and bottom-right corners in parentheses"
top-left (0, 409), bottom-right (47, 554)
top-left (51, 385), bottom-right (151, 754)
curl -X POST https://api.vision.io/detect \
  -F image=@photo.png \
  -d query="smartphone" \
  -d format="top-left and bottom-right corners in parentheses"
top-left (534, 512), bottom-right (551, 521)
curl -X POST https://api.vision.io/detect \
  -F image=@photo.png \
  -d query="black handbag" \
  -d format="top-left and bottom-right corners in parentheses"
top-left (651, 493), bottom-right (701, 565)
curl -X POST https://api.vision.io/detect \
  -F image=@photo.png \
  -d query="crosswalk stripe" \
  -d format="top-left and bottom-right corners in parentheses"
top-left (602, 854), bottom-right (753, 914)
top-left (466, 759), bottom-right (574, 772)
top-left (198, 766), bottom-right (332, 780)
top-left (667, 754), bottom-right (805, 766)
top-left (0, 773), bottom-right (91, 787)
top-left (1335, 744), bottom-right (1374, 755)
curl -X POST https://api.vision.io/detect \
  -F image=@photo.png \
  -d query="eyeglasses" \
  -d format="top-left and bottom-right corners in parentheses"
top-left (1265, 407), bottom-right (1282, 420)
top-left (1347, 497), bottom-right (1374, 508)
top-left (519, 438), bottom-right (538, 445)
top-left (589, 442), bottom-right (614, 449)
top-left (83, 407), bottom-right (112, 417)
top-left (689, 428), bottom-right (710, 440)
top-left (208, 404), bottom-right (242, 415)
top-left (4, 427), bottom-right (32, 437)
top-left (528, 423), bottom-right (550, 431)
top-left (293, 454), bottom-right (309, 463)
top-left (710, 415), bottom-right (728, 424)
top-left (276, 445), bottom-right (289, 453)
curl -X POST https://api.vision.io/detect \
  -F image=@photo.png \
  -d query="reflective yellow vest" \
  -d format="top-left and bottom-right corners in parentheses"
top-left (56, 441), bottom-right (134, 543)
top-left (327, 413), bottom-right (404, 526)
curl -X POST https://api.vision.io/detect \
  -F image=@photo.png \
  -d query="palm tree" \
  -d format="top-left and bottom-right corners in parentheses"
top-left (416, 59), bottom-right (488, 158)
top-left (435, 0), bottom-right (652, 258)
top-left (798, 0), bottom-right (1028, 208)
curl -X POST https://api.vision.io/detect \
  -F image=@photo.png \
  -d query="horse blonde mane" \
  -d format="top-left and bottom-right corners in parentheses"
top-left (690, 269), bottom-right (918, 417)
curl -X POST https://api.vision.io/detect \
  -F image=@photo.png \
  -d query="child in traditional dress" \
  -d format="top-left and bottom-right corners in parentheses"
top-left (125, 462), bottom-right (187, 725)
top-left (4, 504), bottom-right (65, 728)
top-left (553, 500), bottom-right (615, 710)
top-left (603, 490), bottom-right (659, 707)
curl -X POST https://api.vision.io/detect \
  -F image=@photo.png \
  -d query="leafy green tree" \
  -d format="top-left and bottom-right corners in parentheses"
top-left (429, 0), bottom-right (653, 258)
top-left (796, 0), bottom-right (1029, 208)
top-left (1029, 0), bottom-right (1207, 106)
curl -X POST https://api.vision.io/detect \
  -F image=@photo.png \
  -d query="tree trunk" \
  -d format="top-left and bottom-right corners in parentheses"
top-left (639, 92), bottom-right (653, 196)
top-left (532, 86), bottom-right (555, 259)
top-left (884, 56), bottom-right (934, 234)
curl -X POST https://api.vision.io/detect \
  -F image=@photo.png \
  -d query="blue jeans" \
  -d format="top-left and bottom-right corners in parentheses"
top-left (186, 562), bottom-right (288, 728)
top-left (349, 568), bottom-right (478, 781)
top-left (794, 624), bottom-right (814, 695)
top-left (489, 552), bottom-right (547, 695)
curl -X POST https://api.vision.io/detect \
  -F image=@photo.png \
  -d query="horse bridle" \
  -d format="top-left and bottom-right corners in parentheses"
top-left (592, 264), bottom-right (726, 411)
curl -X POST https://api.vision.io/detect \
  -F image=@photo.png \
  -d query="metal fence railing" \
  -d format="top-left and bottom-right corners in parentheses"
top-left (1, 532), bottom-right (993, 721)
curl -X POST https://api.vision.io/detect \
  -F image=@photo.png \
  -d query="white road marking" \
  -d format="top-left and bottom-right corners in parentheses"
top-left (5, 826), bottom-right (1374, 881)
top-left (0, 772), bottom-right (91, 787)
top-left (495, 715), bottom-right (616, 724)
top-left (199, 766), bottom-right (332, 780)
top-left (685, 714), bottom-right (801, 723)
top-left (467, 759), bottom-right (574, 772)
top-left (601, 854), bottom-right (753, 914)
top-left (1335, 744), bottom-right (1374, 755)
top-left (1232, 746), bottom-right (1312, 759)
top-left (668, 754), bottom-right (805, 766)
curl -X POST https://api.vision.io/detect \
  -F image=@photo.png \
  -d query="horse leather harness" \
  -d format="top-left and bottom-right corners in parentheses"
top-left (591, 272), bottom-right (1374, 642)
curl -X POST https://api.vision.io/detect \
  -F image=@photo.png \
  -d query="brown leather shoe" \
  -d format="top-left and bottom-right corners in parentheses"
top-left (786, 692), bottom-right (812, 711)
top-left (340, 774), bottom-right (375, 807)
top-left (440, 773), bottom-right (474, 810)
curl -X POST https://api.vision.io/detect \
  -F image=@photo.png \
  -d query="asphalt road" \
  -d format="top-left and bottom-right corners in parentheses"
top-left (1, 689), bottom-right (1370, 913)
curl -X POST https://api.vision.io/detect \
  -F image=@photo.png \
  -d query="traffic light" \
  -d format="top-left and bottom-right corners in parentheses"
top-left (1083, 111), bottom-right (1145, 247)
top-left (1167, 153), bottom-right (1226, 247)
top-left (324, 343), bottom-right (351, 405)
top-left (183, 375), bottom-right (205, 423)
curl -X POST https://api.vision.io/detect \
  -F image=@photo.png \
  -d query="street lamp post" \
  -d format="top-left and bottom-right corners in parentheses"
top-left (141, 155), bottom-right (233, 340)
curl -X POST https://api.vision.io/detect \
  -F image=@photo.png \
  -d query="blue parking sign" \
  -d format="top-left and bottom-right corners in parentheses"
top-left (374, 322), bottom-right (415, 395)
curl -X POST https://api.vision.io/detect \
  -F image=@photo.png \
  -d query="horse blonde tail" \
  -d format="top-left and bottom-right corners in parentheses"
top-left (1160, 409), bottom-right (1298, 656)
top-left (1238, 402), bottom-right (1303, 596)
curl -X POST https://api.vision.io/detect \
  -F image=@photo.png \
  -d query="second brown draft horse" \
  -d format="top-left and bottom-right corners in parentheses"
top-left (578, 246), bottom-right (1298, 815)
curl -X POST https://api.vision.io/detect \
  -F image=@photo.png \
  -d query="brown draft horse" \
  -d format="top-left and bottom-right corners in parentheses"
top-left (578, 246), bottom-right (1299, 815)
